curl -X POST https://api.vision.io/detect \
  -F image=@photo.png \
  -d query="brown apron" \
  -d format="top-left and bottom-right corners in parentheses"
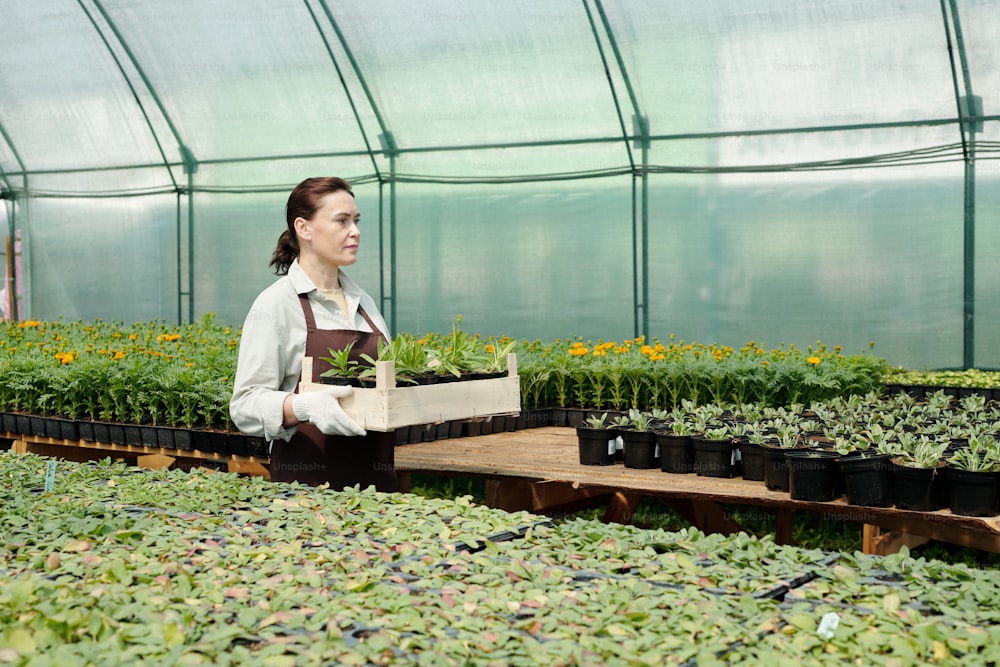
top-left (268, 294), bottom-right (398, 492)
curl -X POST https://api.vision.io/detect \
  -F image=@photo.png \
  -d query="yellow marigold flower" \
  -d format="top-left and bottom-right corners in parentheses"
top-left (640, 345), bottom-right (653, 355)
top-left (129, 334), bottom-right (138, 341)
top-left (807, 356), bottom-right (821, 365)
top-left (485, 344), bottom-right (495, 354)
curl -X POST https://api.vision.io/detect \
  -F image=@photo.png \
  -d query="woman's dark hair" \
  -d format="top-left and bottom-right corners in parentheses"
top-left (270, 176), bottom-right (354, 274)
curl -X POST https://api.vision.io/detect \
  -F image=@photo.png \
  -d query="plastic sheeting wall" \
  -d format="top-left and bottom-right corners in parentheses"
top-left (1, 0), bottom-right (999, 370)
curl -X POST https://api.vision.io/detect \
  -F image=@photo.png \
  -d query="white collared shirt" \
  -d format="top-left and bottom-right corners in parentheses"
top-left (229, 260), bottom-right (389, 442)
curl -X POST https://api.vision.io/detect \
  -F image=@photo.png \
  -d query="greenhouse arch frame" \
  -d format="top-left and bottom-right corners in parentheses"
top-left (1, 0), bottom-right (998, 370)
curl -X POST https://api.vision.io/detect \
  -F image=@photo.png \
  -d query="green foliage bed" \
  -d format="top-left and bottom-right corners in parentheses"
top-left (2, 452), bottom-right (999, 665)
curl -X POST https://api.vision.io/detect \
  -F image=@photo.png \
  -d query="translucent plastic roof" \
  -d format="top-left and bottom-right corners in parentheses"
top-left (2, 0), bottom-right (996, 191)
top-left (1, 0), bottom-right (998, 369)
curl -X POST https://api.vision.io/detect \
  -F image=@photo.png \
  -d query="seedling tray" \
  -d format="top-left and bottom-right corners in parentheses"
top-left (297, 353), bottom-right (521, 432)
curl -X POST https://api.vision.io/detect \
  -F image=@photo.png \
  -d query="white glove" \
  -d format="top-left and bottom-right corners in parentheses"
top-left (292, 386), bottom-right (366, 437)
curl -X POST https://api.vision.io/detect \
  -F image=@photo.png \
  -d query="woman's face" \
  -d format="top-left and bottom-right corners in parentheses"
top-left (296, 190), bottom-right (361, 268)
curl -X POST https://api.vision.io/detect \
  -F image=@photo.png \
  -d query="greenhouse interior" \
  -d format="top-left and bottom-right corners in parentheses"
top-left (3, 1), bottom-right (1000, 665)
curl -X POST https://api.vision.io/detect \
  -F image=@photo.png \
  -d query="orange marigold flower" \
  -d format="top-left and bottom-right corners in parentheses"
top-left (807, 356), bottom-right (821, 365)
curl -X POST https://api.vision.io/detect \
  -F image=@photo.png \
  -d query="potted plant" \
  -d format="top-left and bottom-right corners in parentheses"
top-left (735, 425), bottom-right (768, 482)
top-left (784, 448), bottom-right (841, 502)
top-left (575, 412), bottom-right (615, 466)
top-left (836, 433), bottom-right (895, 508)
top-left (318, 341), bottom-right (363, 385)
top-left (656, 418), bottom-right (695, 474)
top-left (620, 409), bottom-right (658, 469)
top-left (692, 425), bottom-right (736, 479)
top-left (760, 425), bottom-right (804, 493)
top-left (944, 438), bottom-right (1000, 517)
top-left (890, 435), bottom-right (948, 511)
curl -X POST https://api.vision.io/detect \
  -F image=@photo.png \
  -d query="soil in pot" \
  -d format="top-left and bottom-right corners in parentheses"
top-left (785, 450), bottom-right (840, 502)
top-left (622, 430), bottom-right (658, 469)
top-left (891, 461), bottom-right (946, 511)
top-left (692, 436), bottom-right (736, 478)
top-left (838, 453), bottom-right (893, 507)
top-left (657, 432), bottom-right (695, 474)
top-left (944, 467), bottom-right (1000, 517)
top-left (737, 439), bottom-right (765, 481)
top-left (576, 427), bottom-right (616, 466)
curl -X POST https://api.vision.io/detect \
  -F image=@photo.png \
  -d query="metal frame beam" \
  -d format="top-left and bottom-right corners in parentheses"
top-left (942, 0), bottom-right (978, 369)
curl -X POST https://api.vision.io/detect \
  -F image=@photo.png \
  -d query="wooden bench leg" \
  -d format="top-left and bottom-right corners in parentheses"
top-left (863, 524), bottom-right (931, 556)
top-left (657, 497), bottom-right (743, 536)
top-left (775, 508), bottom-right (795, 545)
top-left (396, 471), bottom-right (412, 493)
top-left (603, 491), bottom-right (642, 524)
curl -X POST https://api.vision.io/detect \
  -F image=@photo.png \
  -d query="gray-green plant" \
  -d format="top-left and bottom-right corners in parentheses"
top-left (893, 436), bottom-right (947, 469)
top-left (582, 412), bottom-right (610, 430)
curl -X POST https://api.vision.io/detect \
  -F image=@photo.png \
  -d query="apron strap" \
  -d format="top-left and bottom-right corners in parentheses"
top-left (297, 292), bottom-right (387, 342)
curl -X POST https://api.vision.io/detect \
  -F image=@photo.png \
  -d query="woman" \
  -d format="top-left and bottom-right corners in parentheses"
top-left (230, 176), bottom-right (397, 492)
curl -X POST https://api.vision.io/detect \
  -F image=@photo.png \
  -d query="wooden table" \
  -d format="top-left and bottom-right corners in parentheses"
top-left (2, 432), bottom-right (269, 477)
top-left (8, 425), bottom-right (1000, 556)
top-left (393, 427), bottom-right (1000, 556)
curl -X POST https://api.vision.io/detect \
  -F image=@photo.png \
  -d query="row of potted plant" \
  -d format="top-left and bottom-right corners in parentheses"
top-left (0, 317), bottom-right (888, 437)
top-left (517, 337), bottom-right (888, 411)
top-left (319, 316), bottom-right (515, 386)
top-left (574, 389), bottom-right (1000, 517)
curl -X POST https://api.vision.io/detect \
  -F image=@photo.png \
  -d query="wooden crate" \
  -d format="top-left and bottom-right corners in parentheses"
top-left (298, 353), bottom-right (521, 432)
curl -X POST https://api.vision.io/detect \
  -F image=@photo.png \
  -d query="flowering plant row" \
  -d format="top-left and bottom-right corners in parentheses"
top-left (0, 317), bottom-right (887, 430)
top-left (0, 315), bottom-right (238, 429)
top-left (515, 336), bottom-right (889, 411)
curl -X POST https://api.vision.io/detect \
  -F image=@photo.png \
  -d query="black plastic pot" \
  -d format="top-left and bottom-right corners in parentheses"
top-left (171, 427), bottom-right (193, 451)
top-left (78, 420), bottom-right (96, 442)
top-left (891, 461), bottom-right (946, 511)
top-left (838, 453), bottom-right (893, 507)
top-left (737, 440), bottom-right (765, 481)
top-left (786, 450), bottom-right (840, 502)
top-left (622, 430), bottom-right (658, 469)
top-left (762, 445), bottom-right (793, 492)
top-left (692, 436), bottom-right (736, 478)
top-left (462, 420), bottom-right (482, 438)
top-left (944, 466), bottom-right (1000, 517)
top-left (576, 427), bottom-right (616, 466)
top-left (657, 432), bottom-right (695, 474)
top-left (0, 412), bottom-right (17, 433)
top-left (140, 425), bottom-right (159, 448)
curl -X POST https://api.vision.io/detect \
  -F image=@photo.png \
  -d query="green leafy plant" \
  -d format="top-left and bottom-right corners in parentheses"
top-left (318, 340), bottom-right (359, 378)
top-left (947, 447), bottom-right (1000, 473)
top-left (893, 436), bottom-right (947, 469)
top-left (582, 412), bottom-right (610, 430)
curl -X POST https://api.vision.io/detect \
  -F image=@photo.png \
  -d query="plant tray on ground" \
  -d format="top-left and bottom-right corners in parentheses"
top-left (298, 353), bottom-right (521, 432)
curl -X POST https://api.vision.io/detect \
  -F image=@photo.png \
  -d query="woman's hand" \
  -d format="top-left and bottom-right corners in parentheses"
top-left (291, 386), bottom-right (366, 437)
